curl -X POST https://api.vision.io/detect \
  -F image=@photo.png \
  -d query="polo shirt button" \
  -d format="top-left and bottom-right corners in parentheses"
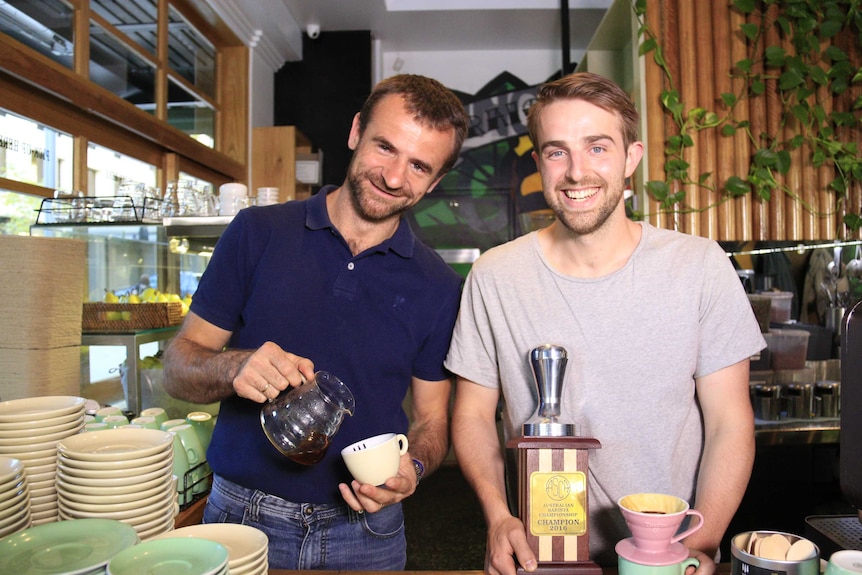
top-left (304, 506), bottom-right (314, 516)
top-left (347, 262), bottom-right (355, 270)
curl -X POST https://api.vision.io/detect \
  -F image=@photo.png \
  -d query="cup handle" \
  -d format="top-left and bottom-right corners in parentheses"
top-left (396, 434), bottom-right (409, 455)
top-left (670, 509), bottom-right (704, 544)
top-left (679, 557), bottom-right (700, 573)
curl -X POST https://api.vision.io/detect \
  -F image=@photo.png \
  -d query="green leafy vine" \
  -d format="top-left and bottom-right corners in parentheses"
top-left (632, 0), bottom-right (862, 232)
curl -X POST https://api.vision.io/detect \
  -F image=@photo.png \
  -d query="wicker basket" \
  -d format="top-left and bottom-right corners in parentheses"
top-left (83, 302), bottom-right (183, 332)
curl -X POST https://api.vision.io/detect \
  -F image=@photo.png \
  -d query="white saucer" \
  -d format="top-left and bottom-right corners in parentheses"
top-left (615, 538), bottom-right (689, 566)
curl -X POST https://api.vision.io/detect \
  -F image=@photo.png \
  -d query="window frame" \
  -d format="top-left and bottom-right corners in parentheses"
top-left (0, 0), bottom-right (246, 200)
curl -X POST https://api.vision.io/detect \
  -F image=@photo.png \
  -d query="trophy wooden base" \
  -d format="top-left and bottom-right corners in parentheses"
top-left (508, 436), bottom-right (602, 574)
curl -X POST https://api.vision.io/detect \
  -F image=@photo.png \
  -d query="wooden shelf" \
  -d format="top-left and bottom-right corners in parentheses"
top-left (252, 126), bottom-right (314, 203)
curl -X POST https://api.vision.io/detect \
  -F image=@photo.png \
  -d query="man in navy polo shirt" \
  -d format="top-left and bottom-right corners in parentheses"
top-left (163, 74), bottom-right (468, 570)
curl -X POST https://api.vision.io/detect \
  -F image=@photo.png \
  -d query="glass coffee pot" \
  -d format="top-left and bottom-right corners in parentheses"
top-left (260, 371), bottom-right (355, 465)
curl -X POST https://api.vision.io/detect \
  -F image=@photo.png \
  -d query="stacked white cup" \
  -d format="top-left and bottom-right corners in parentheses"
top-left (219, 183), bottom-right (248, 216)
top-left (257, 187), bottom-right (280, 207)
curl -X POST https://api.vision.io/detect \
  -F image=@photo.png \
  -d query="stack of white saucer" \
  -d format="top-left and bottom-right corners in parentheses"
top-left (256, 187), bottom-right (280, 207)
top-left (55, 427), bottom-right (177, 540)
top-left (0, 396), bottom-right (86, 525)
top-left (0, 456), bottom-right (30, 537)
top-left (153, 523), bottom-right (269, 575)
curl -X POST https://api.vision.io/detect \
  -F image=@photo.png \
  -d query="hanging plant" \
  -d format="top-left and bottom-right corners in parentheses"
top-left (632, 0), bottom-right (862, 232)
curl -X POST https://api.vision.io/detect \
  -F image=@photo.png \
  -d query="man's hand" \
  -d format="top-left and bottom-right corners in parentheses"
top-left (687, 548), bottom-right (716, 575)
top-left (232, 341), bottom-right (314, 402)
top-left (339, 452), bottom-right (417, 513)
top-left (485, 515), bottom-right (536, 575)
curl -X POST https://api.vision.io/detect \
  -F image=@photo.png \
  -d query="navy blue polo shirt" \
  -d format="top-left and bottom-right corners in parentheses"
top-left (189, 186), bottom-right (463, 503)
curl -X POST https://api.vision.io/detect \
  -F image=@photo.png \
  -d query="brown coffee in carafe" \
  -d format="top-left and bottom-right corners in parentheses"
top-left (287, 431), bottom-right (330, 465)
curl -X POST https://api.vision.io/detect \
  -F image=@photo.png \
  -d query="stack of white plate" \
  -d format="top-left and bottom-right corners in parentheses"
top-left (0, 518), bottom-right (139, 574)
top-left (56, 428), bottom-right (177, 540)
top-left (0, 396), bottom-right (86, 525)
top-left (107, 537), bottom-right (229, 575)
top-left (153, 523), bottom-right (269, 575)
top-left (0, 456), bottom-right (30, 537)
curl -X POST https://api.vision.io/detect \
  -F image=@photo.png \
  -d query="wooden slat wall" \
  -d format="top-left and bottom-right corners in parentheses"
top-left (644, 0), bottom-right (668, 231)
top-left (729, 6), bottom-right (751, 240)
top-left (642, 1), bottom-right (861, 241)
top-left (713, 0), bottom-right (734, 240)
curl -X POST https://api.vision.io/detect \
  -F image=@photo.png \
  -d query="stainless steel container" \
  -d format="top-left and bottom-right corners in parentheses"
top-left (751, 384), bottom-right (780, 421)
top-left (731, 531), bottom-right (820, 575)
top-left (782, 383), bottom-right (814, 419)
top-left (814, 380), bottom-right (840, 418)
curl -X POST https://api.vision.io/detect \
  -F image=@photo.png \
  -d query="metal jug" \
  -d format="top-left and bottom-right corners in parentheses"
top-left (260, 371), bottom-right (355, 465)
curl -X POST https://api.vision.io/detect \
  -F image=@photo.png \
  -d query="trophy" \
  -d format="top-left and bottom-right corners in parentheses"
top-left (507, 344), bottom-right (601, 575)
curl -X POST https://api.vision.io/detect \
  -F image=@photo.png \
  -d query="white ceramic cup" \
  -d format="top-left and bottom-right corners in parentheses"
top-left (341, 432), bottom-right (408, 486)
top-left (826, 551), bottom-right (862, 575)
top-left (218, 183), bottom-right (247, 216)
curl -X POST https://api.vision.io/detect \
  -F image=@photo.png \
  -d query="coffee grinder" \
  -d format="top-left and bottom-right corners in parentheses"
top-left (507, 344), bottom-right (601, 575)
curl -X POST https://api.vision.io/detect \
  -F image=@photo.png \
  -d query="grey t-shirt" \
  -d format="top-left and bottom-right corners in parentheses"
top-left (445, 222), bottom-right (766, 565)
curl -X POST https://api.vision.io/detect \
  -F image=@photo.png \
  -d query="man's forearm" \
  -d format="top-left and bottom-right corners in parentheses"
top-left (686, 430), bottom-right (755, 557)
top-left (163, 336), bottom-right (249, 404)
top-left (407, 416), bottom-right (449, 479)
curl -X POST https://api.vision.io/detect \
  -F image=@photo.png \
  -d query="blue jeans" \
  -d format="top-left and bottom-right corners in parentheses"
top-left (204, 475), bottom-right (407, 570)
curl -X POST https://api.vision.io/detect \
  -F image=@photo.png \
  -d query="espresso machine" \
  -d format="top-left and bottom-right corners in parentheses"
top-left (804, 300), bottom-right (862, 554)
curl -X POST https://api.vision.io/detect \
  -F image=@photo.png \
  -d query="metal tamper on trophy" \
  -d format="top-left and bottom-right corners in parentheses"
top-left (507, 344), bottom-right (601, 575)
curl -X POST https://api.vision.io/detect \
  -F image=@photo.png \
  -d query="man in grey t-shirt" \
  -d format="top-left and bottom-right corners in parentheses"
top-left (445, 72), bottom-right (765, 575)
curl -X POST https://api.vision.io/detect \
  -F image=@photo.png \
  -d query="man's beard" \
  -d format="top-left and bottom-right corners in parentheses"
top-left (548, 176), bottom-right (624, 236)
top-left (346, 163), bottom-right (412, 223)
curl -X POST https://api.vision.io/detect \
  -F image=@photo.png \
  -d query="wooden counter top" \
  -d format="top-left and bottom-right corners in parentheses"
top-left (268, 572), bottom-right (483, 575)
top-left (267, 564), bottom-right (732, 575)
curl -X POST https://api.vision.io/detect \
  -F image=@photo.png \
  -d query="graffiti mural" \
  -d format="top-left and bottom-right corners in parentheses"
top-left (407, 72), bottom-right (555, 255)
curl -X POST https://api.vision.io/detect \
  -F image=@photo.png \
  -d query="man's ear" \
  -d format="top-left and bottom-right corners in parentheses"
top-left (347, 113), bottom-right (362, 150)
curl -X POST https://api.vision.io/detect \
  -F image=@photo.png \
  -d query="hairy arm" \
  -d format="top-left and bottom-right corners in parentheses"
top-left (406, 375), bottom-right (452, 479)
top-left (685, 358), bottom-right (755, 569)
top-left (452, 377), bottom-right (536, 575)
top-left (162, 311), bottom-right (313, 405)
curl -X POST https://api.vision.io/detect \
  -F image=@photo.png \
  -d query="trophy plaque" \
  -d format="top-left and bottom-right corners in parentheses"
top-left (507, 344), bottom-right (601, 575)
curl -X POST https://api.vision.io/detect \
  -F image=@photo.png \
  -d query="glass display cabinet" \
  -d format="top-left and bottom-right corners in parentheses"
top-left (30, 219), bottom-right (226, 416)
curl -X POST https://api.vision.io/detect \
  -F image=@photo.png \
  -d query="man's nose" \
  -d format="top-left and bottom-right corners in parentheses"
top-left (381, 158), bottom-right (408, 189)
top-left (567, 152), bottom-right (587, 181)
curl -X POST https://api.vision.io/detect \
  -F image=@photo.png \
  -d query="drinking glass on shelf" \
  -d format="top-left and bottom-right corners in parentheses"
top-left (161, 181), bottom-right (180, 218)
top-left (177, 179), bottom-right (199, 216)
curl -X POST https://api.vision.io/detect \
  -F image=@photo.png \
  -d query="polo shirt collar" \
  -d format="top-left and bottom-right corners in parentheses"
top-left (305, 185), bottom-right (416, 258)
